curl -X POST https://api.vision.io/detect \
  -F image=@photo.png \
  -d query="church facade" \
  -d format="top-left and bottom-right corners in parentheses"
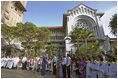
top-left (46, 3), bottom-right (111, 55)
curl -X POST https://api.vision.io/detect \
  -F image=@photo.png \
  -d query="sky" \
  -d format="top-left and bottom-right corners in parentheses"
top-left (23, 1), bottom-right (117, 38)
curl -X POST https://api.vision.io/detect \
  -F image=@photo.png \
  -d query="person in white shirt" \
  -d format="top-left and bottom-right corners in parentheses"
top-left (108, 56), bottom-right (116, 78)
top-left (36, 56), bottom-right (40, 72)
top-left (53, 54), bottom-right (57, 75)
top-left (66, 54), bottom-right (71, 78)
top-left (5, 56), bottom-right (10, 68)
top-left (1, 56), bottom-right (5, 68)
top-left (62, 55), bottom-right (67, 78)
top-left (111, 51), bottom-right (117, 78)
top-left (13, 56), bottom-right (19, 69)
top-left (7, 56), bottom-right (14, 69)
top-left (22, 56), bottom-right (27, 70)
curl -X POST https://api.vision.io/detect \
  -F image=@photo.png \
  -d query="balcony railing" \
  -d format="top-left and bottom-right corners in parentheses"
top-left (51, 34), bottom-right (65, 37)
top-left (50, 39), bottom-right (64, 42)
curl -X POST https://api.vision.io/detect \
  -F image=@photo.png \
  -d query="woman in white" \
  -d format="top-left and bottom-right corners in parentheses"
top-left (89, 56), bottom-right (97, 78)
top-left (6, 56), bottom-right (10, 68)
top-left (8, 56), bottom-right (14, 69)
top-left (13, 56), bottom-right (18, 69)
top-left (86, 57), bottom-right (91, 78)
top-left (98, 55), bottom-right (108, 78)
top-left (108, 56), bottom-right (117, 78)
top-left (3, 56), bottom-right (8, 68)
top-left (1, 56), bottom-right (5, 67)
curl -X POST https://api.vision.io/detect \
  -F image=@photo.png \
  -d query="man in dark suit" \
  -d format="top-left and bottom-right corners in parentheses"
top-left (41, 54), bottom-right (48, 75)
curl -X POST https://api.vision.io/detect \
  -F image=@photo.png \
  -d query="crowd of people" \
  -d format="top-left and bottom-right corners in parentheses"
top-left (1, 51), bottom-right (117, 78)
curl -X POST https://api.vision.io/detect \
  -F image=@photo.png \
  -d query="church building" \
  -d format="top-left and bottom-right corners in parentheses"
top-left (45, 2), bottom-right (111, 55)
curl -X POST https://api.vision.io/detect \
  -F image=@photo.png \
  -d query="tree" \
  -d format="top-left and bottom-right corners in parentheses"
top-left (109, 14), bottom-right (117, 36)
top-left (75, 40), bottom-right (100, 56)
top-left (70, 27), bottom-right (95, 56)
top-left (46, 45), bottom-right (59, 57)
top-left (1, 25), bottom-right (18, 56)
top-left (36, 27), bottom-right (51, 42)
top-left (69, 27), bottom-right (95, 47)
top-left (16, 22), bottom-right (38, 56)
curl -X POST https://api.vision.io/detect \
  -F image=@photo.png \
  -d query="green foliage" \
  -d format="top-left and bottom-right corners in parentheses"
top-left (16, 22), bottom-right (38, 42)
top-left (69, 27), bottom-right (95, 48)
top-left (46, 45), bottom-right (59, 57)
top-left (70, 27), bottom-right (95, 42)
top-left (87, 40), bottom-right (100, 56)
top-left (109, 14), bottom-right (117, 36)
top-left (56, 57), bottom-right (60, 76)
top-left (70, 27), bottom-right (100, 56)
top-left (31, 49), bottom-right (35, 57)
top-left (36, 27), bottom-right (51, 42)
top-left (1, 25), bottom-right (18, 45)
top-left (75, 40), bottom-right (100, 56)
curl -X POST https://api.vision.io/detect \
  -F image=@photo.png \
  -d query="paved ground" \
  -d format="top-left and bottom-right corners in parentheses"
top-left (1, 68), bottom-right (55, 78)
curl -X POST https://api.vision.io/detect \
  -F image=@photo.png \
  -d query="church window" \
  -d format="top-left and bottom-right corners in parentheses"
top-left (88, 9), bottom-right (90, 14)
top-left (90, 11), bottom-right (92, 15)
top-left (81, 7), bottom-right (84, 13)
top-left (79, 8), bottom-right (81, 13)
top-left (84, 8), bottom-right (87, 13)
top-left (76, 10), bottom-right (78, 14)
top-left (74, 11), bottom-right (76, 15)
top-left (92, 11), bottom-right (94, 17)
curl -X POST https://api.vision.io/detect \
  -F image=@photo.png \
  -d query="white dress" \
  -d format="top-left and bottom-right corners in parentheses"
top-left (13, 57), bottom-right (17, 68)
top-left (108, 62), bottom-right (117, 78)
top-left (6, 58), bottom-right (10, 68)
top-left (8, 58), bottom-right (14, 69)
top-left (86, 61), bottom-right (91, 78)
top-left (1, 57), bottom-right (5, 67)
top-left (5, 58), bottom-right (9, 68)
top-left (95, 61), bottom-right (100, 77)
top-left (98, 62), bottom-right (108, 78)
top-left (90, 62), bottom-right (97, 78)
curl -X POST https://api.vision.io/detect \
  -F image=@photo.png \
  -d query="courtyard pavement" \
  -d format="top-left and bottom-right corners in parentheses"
top-left (1, 68), bottom-right (55, 78)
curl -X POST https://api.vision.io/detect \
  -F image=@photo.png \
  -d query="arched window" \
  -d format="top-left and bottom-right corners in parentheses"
top-left (90, 11), bottom-right (92, 15)
top-left (92, 11), bottom-right (94, 17)
top-left (84, 8), bottom-right (87, 14)
top-left (79, 8), bottom-right (81, 13)
top-left (76, 10), bottom-right (78, 14)
top-left (88, 9), bottom-right (90, 14)
top-left (76, 19), bottom-right (90, 29)
top-left (74, 11), bottom-right (76, 15)
top-left (81, 7), bottom-right (84, 13)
